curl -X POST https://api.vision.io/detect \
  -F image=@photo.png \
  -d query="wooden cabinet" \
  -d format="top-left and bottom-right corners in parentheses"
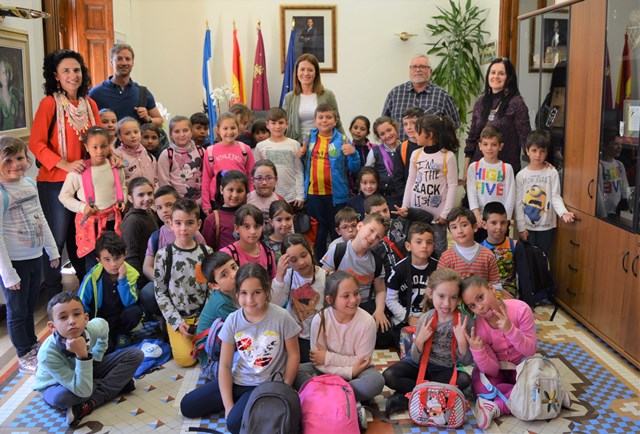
top-left (553, 207), bottom-right (594, 319)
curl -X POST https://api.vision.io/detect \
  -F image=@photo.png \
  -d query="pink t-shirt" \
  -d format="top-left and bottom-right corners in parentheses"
top-left (220, 241), bottom-right (276, 279)
top-left (202, 142), bottom-right (255, 211)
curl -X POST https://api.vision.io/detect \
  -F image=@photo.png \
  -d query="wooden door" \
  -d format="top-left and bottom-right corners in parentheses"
top-left (620, 237), bottom-right (640, 363)
top-left (562, 0), bottom-right (606, 213)
top-left (42, 0), bottom-right (113, 86)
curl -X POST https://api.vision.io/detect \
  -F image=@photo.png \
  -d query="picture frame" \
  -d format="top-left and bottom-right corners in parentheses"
top-left (280, 5), bottom-right (337, 73)
top-left (529, 10), bottom-right (569, 72)
top-left (0, 27), bottom-right (31, 138)
top-left (623, 100), bottom-right (640, 138)
top-left (479, 41), bottom-right (497, 65)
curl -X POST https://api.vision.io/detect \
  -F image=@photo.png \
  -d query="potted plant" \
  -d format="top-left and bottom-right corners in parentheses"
top-left (426, 0), bottom-right (488, 127)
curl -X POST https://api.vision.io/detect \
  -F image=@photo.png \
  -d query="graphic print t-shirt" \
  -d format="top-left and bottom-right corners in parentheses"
top-left (219, 304), bottom-right (301, 386)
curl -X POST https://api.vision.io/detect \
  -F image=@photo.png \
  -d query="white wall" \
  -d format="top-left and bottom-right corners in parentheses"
top-left (113, 0), bottom-right (499, 131)
top-left (0, 0), bottom-right (46, 121)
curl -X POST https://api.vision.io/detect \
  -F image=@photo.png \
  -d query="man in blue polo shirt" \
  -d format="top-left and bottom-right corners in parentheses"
top-left (89, 44), bottom-right (163, 127)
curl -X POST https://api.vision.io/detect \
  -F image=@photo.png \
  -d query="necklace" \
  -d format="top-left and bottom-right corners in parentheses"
top-left (488, 101), bottom-right (502, 122)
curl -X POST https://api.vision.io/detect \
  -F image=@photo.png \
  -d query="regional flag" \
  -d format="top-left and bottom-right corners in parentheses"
top-left (251, 25), bottom-right (270, 110)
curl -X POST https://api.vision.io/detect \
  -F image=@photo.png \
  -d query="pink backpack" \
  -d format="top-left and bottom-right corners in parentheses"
top-left (298, 374), bottom-right (359, 434)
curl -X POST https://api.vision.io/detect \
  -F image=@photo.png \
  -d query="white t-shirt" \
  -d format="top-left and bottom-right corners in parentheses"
top-left (299, 94), bottom-right (318, 140)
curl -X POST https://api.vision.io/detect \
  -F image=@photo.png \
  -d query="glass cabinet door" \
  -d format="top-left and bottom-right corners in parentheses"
top-left (597, 0), bottom-right (640, 232)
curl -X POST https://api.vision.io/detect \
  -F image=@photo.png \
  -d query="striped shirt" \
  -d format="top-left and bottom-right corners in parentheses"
top-left (437, 244), bottom-right (500, 284)
top-left (308, 134), bottom-right (333, 195)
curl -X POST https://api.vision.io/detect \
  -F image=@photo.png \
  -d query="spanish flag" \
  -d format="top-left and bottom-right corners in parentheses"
top-left (615, 33), bottom-right (631, 110)
top-left (232, 23), bottom-right (246, 104)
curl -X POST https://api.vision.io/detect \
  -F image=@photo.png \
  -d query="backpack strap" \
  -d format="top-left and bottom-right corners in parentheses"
top-left (477, 372), bottom-right (509, 402)
top-left (164, 244), bottom-right (173, 287)
top-left (197, 146), bottom-right (205, 171)
top-left (442, 149), bottom-right (448, 177)
top-left (0, 184), bottom-right (8, 214)
top-left (207, 145), bottom-right (215, 175)
top-left (261, 241), bottom-right (275, 275)
top-left (383, 235), bottom-right (405, 261)
top-left (199, 243), bottom-right (209, 259)
top-left (375, 145), bottom-right (394, 177)
top-left (167, 147), bottom-right (174, 173)
top-left (138, 85), bottom-right (148, 111)
top-left (48, 110), bottom-right (57, 140)
top-left (227, 243), bottom-right (240, 266)
top-left (213, 210), bottom-right (220, 248)
top-left (150, 229), bottom-right (160, 255)
top-left (416, 310), bottom-right (459, 386)
top-left (413, 147), bottom-right (424, 172)
top-left (81, 159), bottom-right (96, 206)
top-left (333, 242), bottom-right (348, 269)
top-left (401, 140), bottom-right (409, 165)
top-left (403, 256), bottom-right (413, 323)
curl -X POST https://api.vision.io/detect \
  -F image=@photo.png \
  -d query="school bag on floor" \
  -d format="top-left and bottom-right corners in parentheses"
top-left (406, 311), bottom-right (469, 428)
top-left (132, 338), bottom-right (172, 378)
top-left (190, 318), bottom-right (225, 380)
top-left (516, 241), bottom-right (559, 320)
top-left (298, 374), bottom-right (359, 434)
top-left (506, 355), bottom-right (569, 420)
top-left (240, 373), bottom-right (301, 434)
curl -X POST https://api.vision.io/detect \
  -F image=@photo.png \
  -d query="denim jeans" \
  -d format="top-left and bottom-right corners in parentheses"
top-left (1, 258), bottom-right (42, 357)
top-left (37, 181), bottom-right (85, 298)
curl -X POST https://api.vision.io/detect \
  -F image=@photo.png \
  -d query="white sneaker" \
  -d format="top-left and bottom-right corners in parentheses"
top-left (18, 348), bottom-right (38, 374)
top-left (356, 403), bottom-right (368, 431)
top-left (475, 397), bottom-right (501, 430)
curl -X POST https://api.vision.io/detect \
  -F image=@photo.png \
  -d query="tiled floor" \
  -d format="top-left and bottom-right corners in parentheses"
top-left (1, 278), bottom-right (639, 433)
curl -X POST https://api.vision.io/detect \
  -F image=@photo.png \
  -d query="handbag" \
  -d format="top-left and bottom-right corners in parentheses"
top-left (406, 311), bottom-right (469, 428)
top-left (293, 208), bottom-right (318, 245)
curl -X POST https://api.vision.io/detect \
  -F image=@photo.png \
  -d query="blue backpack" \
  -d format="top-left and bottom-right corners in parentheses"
top-left (133, 338), bottom-right (172, 378)
top-left (191, 318), bottom-right (225, 380)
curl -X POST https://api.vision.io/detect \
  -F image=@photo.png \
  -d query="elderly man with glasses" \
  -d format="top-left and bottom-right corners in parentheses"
top-left (382, 54), bottom-right (460, 140)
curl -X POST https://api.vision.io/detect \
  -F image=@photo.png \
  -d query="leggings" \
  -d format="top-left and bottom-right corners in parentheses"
top-left (383, 359), bottom-right (471, 395)
top-left (470, 367), bottom-right (517, 414)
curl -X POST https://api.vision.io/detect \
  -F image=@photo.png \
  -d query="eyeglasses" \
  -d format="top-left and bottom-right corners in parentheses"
top-left (410, 65), bottom-right (431, 71)
top-left (254, 176), bottom-right (276, 183)
top-left (339, 223), bottom-right (358, 232)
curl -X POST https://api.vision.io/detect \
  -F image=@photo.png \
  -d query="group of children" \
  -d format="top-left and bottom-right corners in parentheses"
top-left (0, 98), bottom-right (576, 431)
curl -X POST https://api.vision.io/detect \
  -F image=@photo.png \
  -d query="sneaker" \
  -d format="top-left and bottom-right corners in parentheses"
top-left (385, 392), bottom-right (409, 417)
top-left (66, 400), bottom-right (95, 426)
top-left (120, 378), bottom-right (136, 395)
top-left (475, 397), bottom-right (501, 430)
top-left (356, 403), bottom-right (368, 431)
top-left (18, 348), bottom-right (38, 375)
top-left (115, 334), bottom-right (132, 350)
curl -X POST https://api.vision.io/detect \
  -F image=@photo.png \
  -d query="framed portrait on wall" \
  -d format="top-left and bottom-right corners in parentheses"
top-left (529, 10), bottom-right (569, 72)
top-left (280, 5), bottom-right (337, 73)
top-left (0, 27), bottom-right (31, 138)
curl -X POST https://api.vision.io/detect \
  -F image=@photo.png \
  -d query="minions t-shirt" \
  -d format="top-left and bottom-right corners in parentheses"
top-left (515, 166), bottom-right (569, 232)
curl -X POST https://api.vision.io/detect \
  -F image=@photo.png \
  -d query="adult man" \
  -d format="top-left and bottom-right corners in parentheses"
top-left (89, 44), bottom-right (163, 126)
top-left (382, 54), bottom-right (460, 140)
top-left (299, 18), bottom-right (320, 60)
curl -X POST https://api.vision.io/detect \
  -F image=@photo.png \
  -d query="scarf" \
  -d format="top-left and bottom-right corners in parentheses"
top-left (53, 92), bottom-right (97, 161)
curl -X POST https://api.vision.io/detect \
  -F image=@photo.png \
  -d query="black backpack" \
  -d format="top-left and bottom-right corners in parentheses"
top-left (516, 240), bottom-right (558, 318)
top-left (240, 374), bottom-right (301, 434)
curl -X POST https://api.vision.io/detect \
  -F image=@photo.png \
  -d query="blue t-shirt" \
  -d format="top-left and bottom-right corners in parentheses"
top-left (89, 77), bottom-right (156, 122)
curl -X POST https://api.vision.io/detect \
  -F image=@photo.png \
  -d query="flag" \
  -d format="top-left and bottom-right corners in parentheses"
top-left (615, 33), bottom-right (632, 110)
top-left (232, 25), bottom-right (246, 104)
top-left (202, 27), bottom-right (216, 143)
top-left (603, 40), bottom-right (613, 110)
top-left (251, 24), bottom-right (270, 110)
top-left (279, 28), bottom-right (296, 107)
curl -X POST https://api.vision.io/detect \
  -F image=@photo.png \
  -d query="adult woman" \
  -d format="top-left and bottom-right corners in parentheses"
top-left (28, 50), bottom-right (101, 298)
top-left (0, 59), bottom-right (25, 131)
top-left (464, 57), bottom-right (531, 175)
top-left (283, 53), bottom-right (343, 142)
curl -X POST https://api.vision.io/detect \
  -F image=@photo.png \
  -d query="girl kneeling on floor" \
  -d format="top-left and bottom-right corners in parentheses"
top-left (180, 263), bottom-right (300, 434)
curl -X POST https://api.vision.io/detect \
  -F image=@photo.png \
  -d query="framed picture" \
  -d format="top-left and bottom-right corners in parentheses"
top-left (0, 27), bottom-right (31, 138)
top-left (624, 100), bottom-right (640, 138)
top-left (479, 41), bottom-right (497, 65)
top-left (280, 5), bottom-right (337, 73)
top-left (529, 11), bottom-right (569, 72)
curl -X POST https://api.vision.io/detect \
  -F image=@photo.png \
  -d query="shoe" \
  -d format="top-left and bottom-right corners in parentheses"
top-left (385, 392), bottom-right (409, 417)
top-left (65, 400), bottom-right (95, 426)
top-left (18, 348), bottom-right (38, 375)
top-left (120, 378), bottom-right (136, 395)
top-left (356, 403), bottom-right (368, 431)
top-left (115, 334), bottom-right (132, 350)
top-left (475, 397), bottom-right (501, 430)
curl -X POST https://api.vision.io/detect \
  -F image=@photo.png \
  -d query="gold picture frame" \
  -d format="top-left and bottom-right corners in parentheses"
top-left (0, 27), bottom-right (31, 138)
top-left (280, 5), bottom-right (337, 73)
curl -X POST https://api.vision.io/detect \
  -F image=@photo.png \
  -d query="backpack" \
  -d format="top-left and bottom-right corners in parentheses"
top-left (298, 374), bottom-right (359, 434)
top-left (162, 243), bottom-right (209, 287)
top-left (191, 318), bottom-right (225, 380)
top-left (406, 311), bottom-right (469, 428)
top-left (166, 146), bottom-right (205, 172)
top-left (226, 242), bottom-right (274, 277)
top-left (81, 159), bottom-right (125, 208)
top-left (333, 241), bottom-right (383, 281)
top-left (0, 178), bottom-right (37, 213)
top-left (208, 142), bottom-right (249, 208)
top-left (240, 373), bottom-right (301, 434)
top-left (482, 355), bottom-right (568, 421)
top-left (133, 338), bottom-right (172, 378)
top-left (517, 241), bottom-right (558, 316)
